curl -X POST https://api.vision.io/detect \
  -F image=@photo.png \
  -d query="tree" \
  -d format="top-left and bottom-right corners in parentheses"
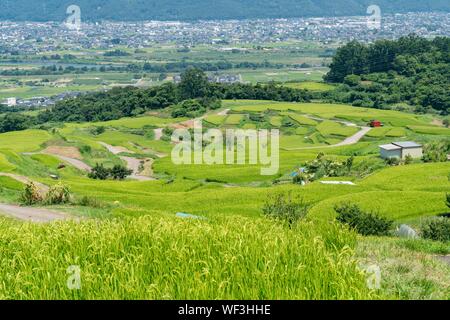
top-left (110, 165), bottom-right (133, 180)
top-left (0, 113), bottom-right (35, 133)
top-left (324, 40), bottom-right (369, 83)
top-left (179, 68), bottom-right (210, 99)
top-left (88, 164), bottom-right (110, 180)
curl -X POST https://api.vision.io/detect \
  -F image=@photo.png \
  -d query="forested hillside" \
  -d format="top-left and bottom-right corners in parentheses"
top-left (0, 0), bottom-right (448, 21)
top-left (324, 35), bottom-right (450, 114)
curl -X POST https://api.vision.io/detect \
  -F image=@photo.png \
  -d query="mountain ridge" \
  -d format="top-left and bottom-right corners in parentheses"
top-left (0, 0), bottom-right (449, 22)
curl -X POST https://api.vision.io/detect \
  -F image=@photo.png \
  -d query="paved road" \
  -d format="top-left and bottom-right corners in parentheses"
top-left (0, 203), bottom-right (72, 223)
top-left (334, 127), bottom-right (372, 147)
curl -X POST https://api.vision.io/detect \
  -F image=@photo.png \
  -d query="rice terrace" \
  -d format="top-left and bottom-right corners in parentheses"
top-left (0, 0), bottom-right (449, 304)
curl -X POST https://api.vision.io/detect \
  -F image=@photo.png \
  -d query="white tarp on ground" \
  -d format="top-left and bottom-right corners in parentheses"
top-left (320, 181), bottom-right (356, 185)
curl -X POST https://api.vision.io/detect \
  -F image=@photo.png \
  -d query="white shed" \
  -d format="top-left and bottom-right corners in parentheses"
top-left (379, 141), bottom-right (423, 159)
top-left (379, 144), bottom-right (402, 159)
top-left (392, 141), bottom-right (423, 159)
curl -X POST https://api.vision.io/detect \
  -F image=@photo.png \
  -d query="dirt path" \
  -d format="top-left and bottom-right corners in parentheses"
top-left (0, 173), bottom-right (49, 195)
top-left (99, 142), bottom-right (155, 181)
top-left (0, 203), bottom-right (73, 223)
top-left (98, 142), bottom-right (131, 155)
top-left (120, 156), bottom-right (155, 181)
top-left (47, 154), bottom-right (92, 172)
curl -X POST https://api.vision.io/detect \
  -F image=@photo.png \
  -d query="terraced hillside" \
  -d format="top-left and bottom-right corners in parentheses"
top-left (0, 100), bottom-right (449, 299)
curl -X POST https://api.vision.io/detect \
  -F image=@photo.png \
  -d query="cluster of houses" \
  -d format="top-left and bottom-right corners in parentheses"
top-left (1, 92), bottom-right (81, 108)
top-left (173, 74), bottom-right (242, 84)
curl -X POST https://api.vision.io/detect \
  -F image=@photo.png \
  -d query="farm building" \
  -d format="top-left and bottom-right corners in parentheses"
top-left (379, 141), bottom-right (423, 159)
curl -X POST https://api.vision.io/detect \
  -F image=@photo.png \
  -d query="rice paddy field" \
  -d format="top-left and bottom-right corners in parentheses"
top-left (0, 100), bottom-right (449, 300)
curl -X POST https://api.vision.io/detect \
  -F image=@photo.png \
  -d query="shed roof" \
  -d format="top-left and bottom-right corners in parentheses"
top-left (379, 144), bottom-right (401, 151)
top-left (392, 141), bottom-right (422, 148)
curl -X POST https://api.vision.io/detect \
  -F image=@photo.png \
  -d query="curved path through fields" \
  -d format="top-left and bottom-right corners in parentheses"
top-left (0, 174), bottom-right (74, 223)
top-left (99, 142), bottom-right (156, 181)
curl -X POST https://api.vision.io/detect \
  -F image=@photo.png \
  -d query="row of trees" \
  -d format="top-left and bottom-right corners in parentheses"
top-left (36, 68), bottom-right (311, 123)
top-left (0, 68), bottom-right (311, 132)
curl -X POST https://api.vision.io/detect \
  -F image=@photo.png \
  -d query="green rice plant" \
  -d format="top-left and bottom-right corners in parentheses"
top-left (408, 126), bottom-right (450, 135)
top-left (0, 130), bottom-right (51, 152)
top-left (269, 116), bottom-right (283, 127)
top-left (0, 153), bottom-right (16, 172)
top-left (386, 128), bottom-right (406, 137)
top-left (0, 216), bottom-right (379, 300)
top-left (288, 113), bottom-right (318, 126)
top-left (224, 114), bottom-right (245, 125)
top-left (204, 115), bottom-right (226, 126)
top-left (295, 127), bottom-right (309, 135)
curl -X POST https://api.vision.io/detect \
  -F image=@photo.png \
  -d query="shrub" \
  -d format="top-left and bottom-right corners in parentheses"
top-left (19, 182), bottom-right (43, 205)
top-left (110, 165), bottom-right (133, 180)
top-left (79, 145), bottom-right (92, 154)
top-left (420, 217), bottom-right (450, 242)
top-left (293, 153), bottom-right (354, 184)
top-left (334, 203), bottom-right (394, 236)
top-left (385, 157), bottom-right (400, 166)
top-left (90, 126), bottom-right (105, 136)
top-left (88, 163), bottom-right (110, 180)
top-left (404, 154), bottom-right (413, 165)
top-left (44, 183), bottom-right (71, 205)
top-left (88, 163), bottom-right (132, 180)
top-left (262, 192), bottom-right (310, 227)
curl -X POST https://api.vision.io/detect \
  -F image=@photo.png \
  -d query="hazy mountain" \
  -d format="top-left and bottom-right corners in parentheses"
top-left (0, 0), bottom-right (448, 21)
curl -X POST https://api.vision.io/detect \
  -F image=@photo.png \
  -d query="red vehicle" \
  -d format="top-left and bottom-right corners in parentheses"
top-left (368, 120), bottom-right (383, 127)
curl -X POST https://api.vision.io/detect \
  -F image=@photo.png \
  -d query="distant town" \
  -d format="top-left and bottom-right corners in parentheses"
top-left (1, 12), bottom-right (449, 108)
top-left (0, 12), bottom-right (448, 53)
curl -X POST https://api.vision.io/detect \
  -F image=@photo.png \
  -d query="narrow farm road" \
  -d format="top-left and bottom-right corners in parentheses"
top-left (334, 127), bottom-right (372, 147)
top-left (46, 154), bottom-right (92, 172)
top-left (0, 203), bottom-right (73, 223)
